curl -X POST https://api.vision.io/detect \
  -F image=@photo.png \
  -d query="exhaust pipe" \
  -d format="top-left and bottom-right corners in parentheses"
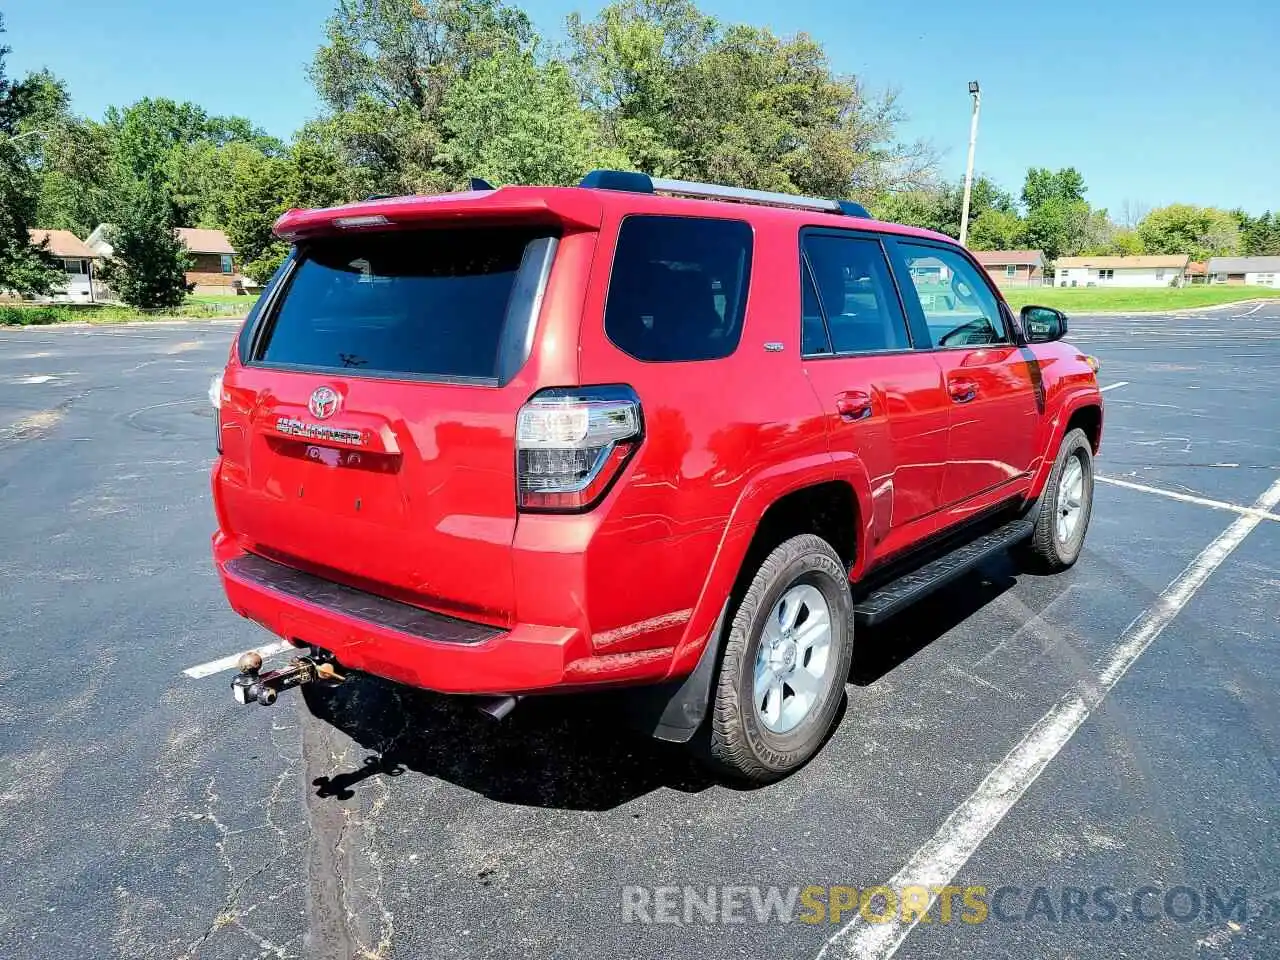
top-left (474, 695), bottom-right (521, 720)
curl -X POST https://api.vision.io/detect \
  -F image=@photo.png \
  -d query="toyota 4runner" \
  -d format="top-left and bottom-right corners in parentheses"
top-left (211, 170), bottom-right (1102, 782)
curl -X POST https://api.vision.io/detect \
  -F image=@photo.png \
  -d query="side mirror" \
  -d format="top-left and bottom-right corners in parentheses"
top-left (1020, 305), bottom-right (1068, 344)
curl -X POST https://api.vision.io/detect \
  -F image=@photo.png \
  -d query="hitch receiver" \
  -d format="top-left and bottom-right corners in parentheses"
top-left (231, 650), bottom-right (343, 706)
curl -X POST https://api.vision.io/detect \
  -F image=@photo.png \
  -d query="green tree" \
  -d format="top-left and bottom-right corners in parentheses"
top-left (101, 178), bottom-right (191, 309)
top-left (99, 116), bottom-right (191, 308)
top-left (967, 208), bottom-right (1024, 250)
top-left (0, 17), bottom-right (61, 295)
top-left (568, 0), bottom-right (934, 199)
top-left (1238, 211), bottom-right (1280, 256)
top-left (1137, 204), bottom-right (1240, 260)
top-left (310, 0), bottom-right (533, 193)
top-left (1021, 166), bottom-right (1085, 211)
top-left (874, 175), bottom-right (1016, 240)
top-left (216, 134), bottom-right (356, 283)
top-left (439, 46), bottom-right (621, 185)
top-left (19, 71), bottom-right (117, 235)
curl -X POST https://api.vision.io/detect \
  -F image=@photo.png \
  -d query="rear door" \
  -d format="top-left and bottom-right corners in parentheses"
top-left (216, 225), bottom-right (562, 626)
top-left (799, 229), bottom-right (950, 543)
top-left (889, 240), bottom-right (1040, 506)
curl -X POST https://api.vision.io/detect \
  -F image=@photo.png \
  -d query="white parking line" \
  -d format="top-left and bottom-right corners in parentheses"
top-left (817, 473), bottom-right (1280, 960)
top-left (1097, 475), bottom-right (1280, 523)
top-left (182, 639), bottom-right (293, 679)
top-left (1099, 381), bottom-right (1129, 393)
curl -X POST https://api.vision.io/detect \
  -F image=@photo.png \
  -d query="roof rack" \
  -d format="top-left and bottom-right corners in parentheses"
top-left (577, 169), bottom-right (872, 219)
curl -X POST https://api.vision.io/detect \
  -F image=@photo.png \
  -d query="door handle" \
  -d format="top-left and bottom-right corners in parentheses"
top-left (835, 390), bottom-right (873, 421)
top-left (949, 379), bottom-right (979, 403)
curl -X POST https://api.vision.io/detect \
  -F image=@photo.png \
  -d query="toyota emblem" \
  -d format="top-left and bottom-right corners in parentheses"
top-left (308, 386), bottom-right (341, 420)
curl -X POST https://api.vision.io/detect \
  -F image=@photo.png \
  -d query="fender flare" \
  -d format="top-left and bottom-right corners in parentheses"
top-left (665, 452), bottom-right (873, 680)
top-left (1029, 388), bottom-right (1104, 499)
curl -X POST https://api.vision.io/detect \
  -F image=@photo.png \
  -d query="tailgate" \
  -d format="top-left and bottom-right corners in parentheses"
top-left (215, 224), bottom-right (562, 626)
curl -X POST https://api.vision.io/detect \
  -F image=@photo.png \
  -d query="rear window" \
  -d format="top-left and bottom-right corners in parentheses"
top-left (255, 227), bottom-right (554, 380)
top-left (604, 215), bottom-right (753, 362)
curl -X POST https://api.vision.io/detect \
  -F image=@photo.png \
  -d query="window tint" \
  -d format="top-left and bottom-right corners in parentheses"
top-left (801, 264), bottom-right (831, 355)
top-left (605, 216), bottom-right (752, 362)
top-left (899, 244), bottom-right (1007, 348)
top-left (802, 234), bottom-right (910, 353)
top-left (257, 227), bottom-right (551, 379)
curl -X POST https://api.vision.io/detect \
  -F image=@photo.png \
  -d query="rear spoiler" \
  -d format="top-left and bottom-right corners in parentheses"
top-left (273, 187), bottom-right (604, 241)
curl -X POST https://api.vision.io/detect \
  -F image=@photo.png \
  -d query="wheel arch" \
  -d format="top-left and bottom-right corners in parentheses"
top-left (668, 454), bottom-right (871, 679)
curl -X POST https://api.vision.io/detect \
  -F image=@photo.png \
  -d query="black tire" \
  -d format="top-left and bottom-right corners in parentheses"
top-left (707, 534), bottom-right (854, 783)
top-left (1022, 427), bottom-right (1094, 572)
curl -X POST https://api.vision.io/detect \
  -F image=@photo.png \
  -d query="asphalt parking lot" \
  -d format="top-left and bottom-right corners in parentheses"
top-left (1, 303), bottom-right (1278, 960)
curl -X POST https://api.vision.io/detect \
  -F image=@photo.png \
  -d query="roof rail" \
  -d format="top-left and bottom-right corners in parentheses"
top-left (576, 169), bottom-right (872, 219)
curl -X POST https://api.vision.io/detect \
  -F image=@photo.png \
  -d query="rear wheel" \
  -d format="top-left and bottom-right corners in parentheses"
top-left (707, 534), bottom-right (854, 783)
top-left (1023, 427), bottom-right (1094, 572)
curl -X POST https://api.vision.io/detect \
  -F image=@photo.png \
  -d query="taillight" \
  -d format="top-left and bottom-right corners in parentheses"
top-left (208, 372), bottom-right (224, 453)
top-left (516, 386), bottom-right (643, 512)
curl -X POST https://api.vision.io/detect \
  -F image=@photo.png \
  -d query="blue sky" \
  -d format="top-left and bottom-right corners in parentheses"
top-left (6, 0), bottom-right (1278, 214)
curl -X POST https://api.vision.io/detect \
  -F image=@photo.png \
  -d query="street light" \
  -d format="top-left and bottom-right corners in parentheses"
top-left (958, 81), bottom-right (982, 247)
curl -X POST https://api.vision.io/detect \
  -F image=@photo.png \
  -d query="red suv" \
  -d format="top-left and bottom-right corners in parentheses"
top-left (211, 171), bottom-right (1102, 782)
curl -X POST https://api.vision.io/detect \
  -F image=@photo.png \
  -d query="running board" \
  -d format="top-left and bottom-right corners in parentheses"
top-left (852, 519), bottom-right (1034, 626)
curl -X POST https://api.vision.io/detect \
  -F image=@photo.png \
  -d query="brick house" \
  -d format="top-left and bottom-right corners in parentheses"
top-left (87, 225), bottom-right (243, 295)
top-left (971, 250), bottom-right (1045, 287)
top-left (175, 228), bottom-right (241, 294)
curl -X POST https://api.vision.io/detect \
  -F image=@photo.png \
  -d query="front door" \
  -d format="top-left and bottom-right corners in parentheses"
top-left (892, 241), bottom-right (1040, 506)
top-left (798, 230), bottom-right (951, 549)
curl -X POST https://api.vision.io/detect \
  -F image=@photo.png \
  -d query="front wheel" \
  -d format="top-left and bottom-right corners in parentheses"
top-left (1023, 427), bottom-right (1095, 572)
top-left (707, 534), bottom-right (854, 783)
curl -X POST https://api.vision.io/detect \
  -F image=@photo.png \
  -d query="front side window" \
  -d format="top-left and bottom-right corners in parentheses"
top-left (802, 234), bottom-right (909, 353)
top-left (604, 215), bottom-right (753, 362)
top-left (220, 254), bottom-right (234, 274)
top-left (1005, 264), bottom-right (1017, 277)
top-left (898, 243), bottom-right (1007, 348)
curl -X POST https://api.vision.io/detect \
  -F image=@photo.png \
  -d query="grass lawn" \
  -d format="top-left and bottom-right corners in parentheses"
top-left (187, 292), bottom-right (261, 306)
top-left (0, 300), bottom-right (252, 326)
top-left (1001, 286), bottom-right (1280, 313)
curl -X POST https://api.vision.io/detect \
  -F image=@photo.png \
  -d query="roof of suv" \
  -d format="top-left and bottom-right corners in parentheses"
top-left (273, 185), bottom-right (957, 248)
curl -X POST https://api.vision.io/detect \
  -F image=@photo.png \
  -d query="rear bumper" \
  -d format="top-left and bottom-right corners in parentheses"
top-left (212, 533), bottom-right (673, 694)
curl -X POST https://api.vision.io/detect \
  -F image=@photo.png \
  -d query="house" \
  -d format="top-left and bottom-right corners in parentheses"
top-left (1054, 255), bottom-right (1189, 288)
top-left (1185, 261), bottom-right (1208, 284)
top-left (87, 225), bottom-right (243, 295)
top-left (1206, 256), bottom-right (1280, 288)
top-left (175, 228), bottom-right (241, 294)
top-left (971, 250), bottom-right (1045, 287)
top-left (27, 229), bottom-right (102, 302)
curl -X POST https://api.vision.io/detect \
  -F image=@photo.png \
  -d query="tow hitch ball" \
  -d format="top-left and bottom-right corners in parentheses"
top-left (231, 650), bottom-right (343, 706)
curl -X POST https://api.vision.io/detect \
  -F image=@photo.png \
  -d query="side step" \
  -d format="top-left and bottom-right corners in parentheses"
top-left (852, 519), bottom-right (1033, 626)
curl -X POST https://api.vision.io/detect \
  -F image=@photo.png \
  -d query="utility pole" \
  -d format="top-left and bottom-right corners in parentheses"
top-left (958, 81), bottom-right (981, 248)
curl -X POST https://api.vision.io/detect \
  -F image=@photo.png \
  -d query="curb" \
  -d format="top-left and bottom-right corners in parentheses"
top-left (1029, 297), bottom-right (1280, 318)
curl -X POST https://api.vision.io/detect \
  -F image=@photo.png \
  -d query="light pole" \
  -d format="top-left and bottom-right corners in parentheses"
top-left (0, 128), bottom-right (48, 146)
top-left (958, 80), bottom-right (981, 248)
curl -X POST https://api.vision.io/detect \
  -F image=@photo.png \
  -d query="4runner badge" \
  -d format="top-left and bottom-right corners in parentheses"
top-left (308, 386), bottom-right (340, 419)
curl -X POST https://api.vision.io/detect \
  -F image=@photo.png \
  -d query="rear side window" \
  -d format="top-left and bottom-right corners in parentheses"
top-left (255, 227), bottom-right (554, 380)
top-left (802, 233), bottom-right (910, 354)
top-left (604, 215), bottom-right (752, 362)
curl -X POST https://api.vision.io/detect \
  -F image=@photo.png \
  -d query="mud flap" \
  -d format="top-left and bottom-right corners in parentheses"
top-left (619, 602), bottom-right (729, 743)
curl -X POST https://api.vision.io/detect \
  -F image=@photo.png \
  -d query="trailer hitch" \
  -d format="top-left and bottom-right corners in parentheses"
top-left (230, 650), bottom-right (343, 706)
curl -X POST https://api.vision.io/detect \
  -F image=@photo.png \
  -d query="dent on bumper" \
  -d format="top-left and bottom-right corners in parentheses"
top-left (212, 533), bottom-right (673, 694)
